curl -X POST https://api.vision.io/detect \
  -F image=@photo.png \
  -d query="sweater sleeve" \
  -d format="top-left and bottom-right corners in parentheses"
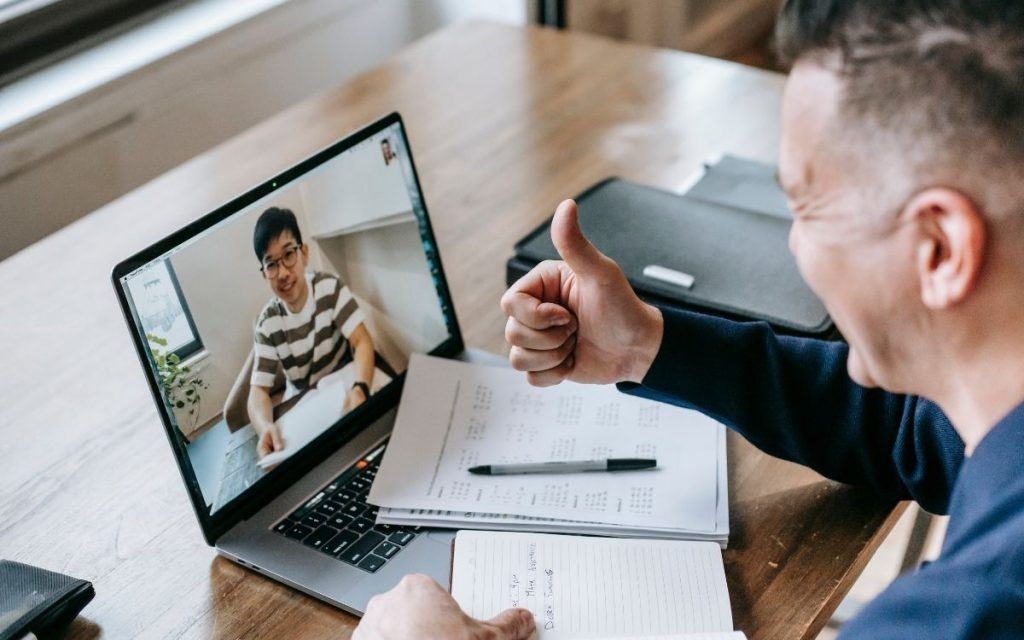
top-left (838, 559), bottom-right (1024, 639)
top-left (618, 306), bottom-right (964, 514)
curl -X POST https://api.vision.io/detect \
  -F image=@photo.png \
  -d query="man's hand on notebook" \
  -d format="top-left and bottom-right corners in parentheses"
top-left (352, 574), bottom-right (535, 640)
top-left (502, 199), bottom-right (664, 387)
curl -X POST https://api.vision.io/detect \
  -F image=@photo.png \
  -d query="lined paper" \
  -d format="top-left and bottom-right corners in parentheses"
top-left (451, 531), bottom-right (736, 639)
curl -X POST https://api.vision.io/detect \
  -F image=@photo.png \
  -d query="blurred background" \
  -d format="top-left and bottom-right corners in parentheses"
top-left (0, 0), bottom-right (785, 262)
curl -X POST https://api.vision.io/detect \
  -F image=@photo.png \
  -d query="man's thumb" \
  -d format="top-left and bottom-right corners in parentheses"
top-left (271, 427), bottom-right (284, 451)
top-left (486, 608), bottom-right (536, 640)
top-left (550, 199), bottom-right (610, 278)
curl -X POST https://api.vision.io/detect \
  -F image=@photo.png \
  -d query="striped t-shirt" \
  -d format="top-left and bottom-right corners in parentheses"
top-left (251, 271), bottom-right (366, 392)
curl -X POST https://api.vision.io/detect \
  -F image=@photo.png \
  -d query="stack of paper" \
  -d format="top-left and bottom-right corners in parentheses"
top-left (367, 354), bottom-right (729, 545)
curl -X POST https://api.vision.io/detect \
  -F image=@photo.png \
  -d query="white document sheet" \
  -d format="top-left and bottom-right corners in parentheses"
top-left (451, 531), bottom-right (738, 639)
top-left (257, 363), bottom-right (391, 469)
top-left (368, 354), bottom-right (722, 530)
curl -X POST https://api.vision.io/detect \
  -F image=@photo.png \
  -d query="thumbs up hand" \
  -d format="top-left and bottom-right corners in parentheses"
top-left (501, 199), bottom-right (664, 387)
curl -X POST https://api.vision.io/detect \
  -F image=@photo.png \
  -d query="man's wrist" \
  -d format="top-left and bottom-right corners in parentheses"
top-left (625, 303), bottom-right (664, 384)
top-left (352, 381), bottom-right (370, 397)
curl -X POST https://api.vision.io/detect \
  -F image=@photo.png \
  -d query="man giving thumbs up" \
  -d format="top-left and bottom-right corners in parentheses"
top-left (501, 199), bottom-right (664, 387)
top-left (354, 1), bottom-right (1024, 634)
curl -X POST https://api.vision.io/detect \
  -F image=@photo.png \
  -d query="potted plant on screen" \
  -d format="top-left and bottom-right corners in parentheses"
top-left (147, 334), bottom-right (208, 434)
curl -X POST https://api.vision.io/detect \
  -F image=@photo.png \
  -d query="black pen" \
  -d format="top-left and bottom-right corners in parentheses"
top-left (468, 458), bottom-right (657, 475)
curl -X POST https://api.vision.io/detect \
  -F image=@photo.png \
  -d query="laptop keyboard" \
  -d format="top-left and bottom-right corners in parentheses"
top-left (271, 442), bottom-right (418, 573)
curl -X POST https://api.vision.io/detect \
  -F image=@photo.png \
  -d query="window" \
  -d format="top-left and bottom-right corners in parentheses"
top-left (0, 0), bottom-right (183, 86)
top-left (126, 258), bottom-right (203, 362)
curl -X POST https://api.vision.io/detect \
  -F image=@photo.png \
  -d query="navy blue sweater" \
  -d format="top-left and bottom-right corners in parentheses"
top-left (620, 306), bottom-right (1024, 638)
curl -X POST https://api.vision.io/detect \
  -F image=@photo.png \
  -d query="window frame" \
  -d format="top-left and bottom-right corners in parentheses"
top-left (127, 257), bottom-right (205, 364)
top-left (0, 0), bottom-right (186, 86)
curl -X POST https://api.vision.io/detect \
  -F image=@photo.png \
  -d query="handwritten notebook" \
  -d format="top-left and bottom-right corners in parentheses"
top-left (451, 531), bottom-right (746, 640)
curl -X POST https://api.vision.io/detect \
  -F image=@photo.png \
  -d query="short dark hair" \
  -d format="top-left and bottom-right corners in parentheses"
top-left (253, 207), bottom-right (302, 262)
top-left (775, 1), bottom-right (1024, 163)
top-left (774, 1), bottom-right (1024, 224)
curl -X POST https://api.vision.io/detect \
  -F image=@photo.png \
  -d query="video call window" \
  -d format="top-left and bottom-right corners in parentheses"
top-left (120, 123), bottom-right (452, 516)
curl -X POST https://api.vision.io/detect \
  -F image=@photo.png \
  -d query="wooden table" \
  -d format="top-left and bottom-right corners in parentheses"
top-left (0, 22), bottom-right (904, 640)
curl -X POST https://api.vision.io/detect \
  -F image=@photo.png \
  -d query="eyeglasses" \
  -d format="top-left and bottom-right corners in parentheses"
top-left (261, 244), bottom-right (301, 278)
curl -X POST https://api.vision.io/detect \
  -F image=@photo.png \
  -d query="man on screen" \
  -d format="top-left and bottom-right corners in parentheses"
top-left (381, 138), bottom-right (396, 166)
top-left (248, 207), bottom-right (376, 458)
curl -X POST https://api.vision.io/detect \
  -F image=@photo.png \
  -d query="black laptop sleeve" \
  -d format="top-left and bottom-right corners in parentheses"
top-left (506, 157), bottom-right (836, 339)
top-left (0, 560), bottom-right (95, 640)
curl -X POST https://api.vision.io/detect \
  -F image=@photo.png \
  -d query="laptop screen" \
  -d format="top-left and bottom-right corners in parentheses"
top-left (115, 116), bottom-right (459, 520)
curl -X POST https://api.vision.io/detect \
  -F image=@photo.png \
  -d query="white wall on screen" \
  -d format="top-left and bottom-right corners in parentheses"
top-left (317, 219), bottom-right (448, 374)
top-left (299, 139), bottom-right (413, 238)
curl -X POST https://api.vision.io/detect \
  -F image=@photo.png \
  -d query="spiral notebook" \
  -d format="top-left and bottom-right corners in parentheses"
top-left (450, 531), bottom-right (746, 640)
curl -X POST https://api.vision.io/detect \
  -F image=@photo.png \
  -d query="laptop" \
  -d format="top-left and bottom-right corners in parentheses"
top-left (112, 112), bottom-right (487, 615)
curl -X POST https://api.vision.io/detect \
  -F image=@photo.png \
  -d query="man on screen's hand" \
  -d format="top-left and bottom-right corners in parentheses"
top-left (344, 384), bottom-right (367, 413)
top-left (255, 421), bottom-right (284, 458)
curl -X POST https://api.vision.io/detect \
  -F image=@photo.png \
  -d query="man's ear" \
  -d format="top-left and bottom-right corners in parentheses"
top-left (905, 188), bottom-right (986, 309)
top-left (301, 242), bottom-right (310, 259)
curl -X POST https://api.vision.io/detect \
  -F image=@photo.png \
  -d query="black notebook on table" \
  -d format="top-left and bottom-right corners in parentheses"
top-left (506, 155), bottom-right (836, 339)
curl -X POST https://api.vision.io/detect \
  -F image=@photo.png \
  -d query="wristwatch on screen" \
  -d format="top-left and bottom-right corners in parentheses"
top-left (352, 381), bottom-right (370, 398)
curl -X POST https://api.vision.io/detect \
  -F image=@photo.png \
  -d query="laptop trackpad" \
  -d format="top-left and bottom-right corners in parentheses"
top-left (427, 529), bottom-right (455, 544)
top-left (343, 529), bottom-right (455, 612)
